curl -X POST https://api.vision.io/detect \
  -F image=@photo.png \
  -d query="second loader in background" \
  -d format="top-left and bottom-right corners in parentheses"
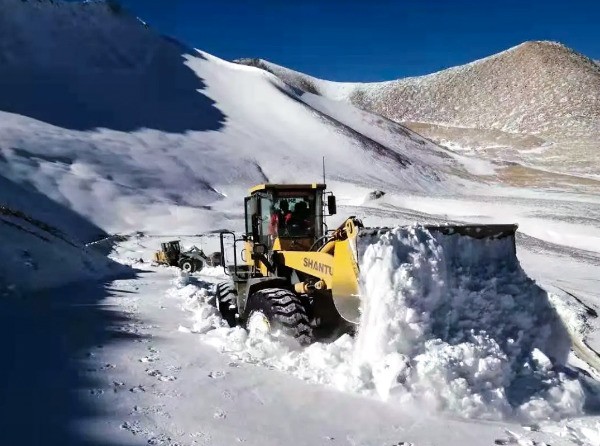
top-left (153, 240), bottom-right (221, 273)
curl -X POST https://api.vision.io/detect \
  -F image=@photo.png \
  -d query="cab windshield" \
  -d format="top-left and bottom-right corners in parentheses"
top-left (263, 191), bottom-right (317, 238)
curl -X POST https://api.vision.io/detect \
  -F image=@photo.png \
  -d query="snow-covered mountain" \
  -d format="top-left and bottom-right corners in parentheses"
top-left (0, 0), bottom-right (475, 230)
top-left (0, 0), bottom-right (482, 291)
top-left (1, 0), bottom-right (598, 291)
top-left (1, 2), bottom-right (600, 445)
top-left (237, 41), bottom-right (600, 179)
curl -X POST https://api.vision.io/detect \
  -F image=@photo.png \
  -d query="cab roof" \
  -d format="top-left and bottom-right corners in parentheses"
top-left (249, 183), bottom-right (326, 194)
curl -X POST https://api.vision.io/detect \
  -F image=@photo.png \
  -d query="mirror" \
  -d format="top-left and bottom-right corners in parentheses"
top-left (253, 244), bottom-right (266, 255)
top-left (327, 195), bottom-right (337, 215)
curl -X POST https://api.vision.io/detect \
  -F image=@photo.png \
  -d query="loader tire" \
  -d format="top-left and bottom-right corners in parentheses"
top-left (179, 259), bottom-right (198, 273)
top-left (214, 281), bottom-right (238, 327)
top-left (244, 288), bottom-right (313, 346)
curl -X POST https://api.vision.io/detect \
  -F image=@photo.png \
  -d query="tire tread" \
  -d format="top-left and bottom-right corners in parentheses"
top-left (214, 281), bottom-right (238, 327)
top-left (244, 288), bottom-right (313, 345)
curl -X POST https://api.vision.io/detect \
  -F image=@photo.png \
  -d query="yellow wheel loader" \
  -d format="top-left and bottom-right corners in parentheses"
top-left (153, 240), bottom-right (221, 273)
top-left (217, 184), bottom-right (517, 344)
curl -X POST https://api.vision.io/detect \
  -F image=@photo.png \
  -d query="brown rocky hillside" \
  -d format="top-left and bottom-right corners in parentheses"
top-left (237, 42), bottom-right (600, 179)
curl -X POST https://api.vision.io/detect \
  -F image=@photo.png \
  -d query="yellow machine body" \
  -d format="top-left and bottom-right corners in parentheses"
top-left (274, 218), bottom-right (362, 322)
top-left (153, 250), bottom-right (168, 264)
top-left (232, 184), bottom-right (369, 324)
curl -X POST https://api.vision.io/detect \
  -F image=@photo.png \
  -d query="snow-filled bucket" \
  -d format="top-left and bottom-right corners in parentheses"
top-left (332, 223), bottom-right (518, 324)
top-left (353, 225), bottom-right (582, 419)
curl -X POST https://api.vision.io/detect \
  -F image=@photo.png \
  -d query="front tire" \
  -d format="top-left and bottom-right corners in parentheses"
top-left (214, 281), bottom-right (238, 327)
top-left (244, 288), bottom-right (313, 345)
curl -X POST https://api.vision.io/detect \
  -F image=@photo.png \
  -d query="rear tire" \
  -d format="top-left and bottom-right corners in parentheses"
top-left (244, 288), bottom-right (313, 345)
top-left (179, 258), bottom-right (196, 273)
top-left (214, 281), bottom-right (238, 327)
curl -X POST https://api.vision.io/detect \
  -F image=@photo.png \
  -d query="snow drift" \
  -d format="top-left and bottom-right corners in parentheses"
top-left (175, 227), bottom-right (584, 421)
top-left (0, 175), bottom-right (126, 295)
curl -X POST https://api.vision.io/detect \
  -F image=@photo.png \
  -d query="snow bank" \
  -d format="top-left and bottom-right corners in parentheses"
top-left (172, 227), bottom-right (585, 421)
top-left (0, 218), bottom-right (124, 296)
top-left (0, 186), bottom-right (125, 295)
top-left (353, 227), bottom-right (582, 420)
top-left (539, 417), bottom-right (600, 445)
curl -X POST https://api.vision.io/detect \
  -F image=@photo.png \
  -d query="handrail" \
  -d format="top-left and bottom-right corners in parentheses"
top-left (219, 231), bottom-right (237, 277)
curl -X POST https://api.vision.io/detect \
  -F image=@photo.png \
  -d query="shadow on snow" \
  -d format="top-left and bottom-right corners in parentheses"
top-left (0, 38), bottom-right (225, 133)
top-left (0, 270), bottom-right (147, 445)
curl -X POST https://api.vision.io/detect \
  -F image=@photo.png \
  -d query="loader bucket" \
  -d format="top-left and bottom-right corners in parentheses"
top-left (331, 224), bottom-right (518, 324)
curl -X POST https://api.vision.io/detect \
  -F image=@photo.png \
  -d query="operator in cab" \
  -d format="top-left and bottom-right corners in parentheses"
top-left (269, 199), bottom-right (292, 237)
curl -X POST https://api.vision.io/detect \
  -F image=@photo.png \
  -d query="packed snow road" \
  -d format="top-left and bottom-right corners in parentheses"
top-left (4, 233), bottom-right (600, 445)
top-left (0, 267), bottom-right (541, 445)
top-left (2, 222), bottom-right (599, 446)
top-left (3, 266), bottom-right (589, 446)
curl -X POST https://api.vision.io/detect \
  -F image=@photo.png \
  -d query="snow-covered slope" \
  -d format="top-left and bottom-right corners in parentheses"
top-left (0, 175), bottom-right (124, 294)
top-left (0, 0), bottom-right (474, 237)
top-left (0, 0), bottom-right (486, 292)
top-left (1, 0), bottom-right (598, 291)
top-left (238, 42), bottom-right (600, 179)
top-left (1, 2), bottom-right (600, 445)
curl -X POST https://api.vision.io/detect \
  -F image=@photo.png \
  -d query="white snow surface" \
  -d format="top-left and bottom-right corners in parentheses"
top-left (175, 227), bottom-right (585, 422)
top-left (0, 0), bottom-right (467, 292)
top-left (0, 2), bottom-right (599, 444)
top-left (0, 0), bottom-right (460, 237)
top-left (0, 175), bottom-right (124, 294)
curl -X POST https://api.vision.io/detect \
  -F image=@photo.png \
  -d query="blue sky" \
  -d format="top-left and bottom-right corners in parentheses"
top-left (114, 0), bottom-right (599, 81)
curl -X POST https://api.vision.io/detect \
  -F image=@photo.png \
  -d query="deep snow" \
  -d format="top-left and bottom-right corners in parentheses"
top-left (0, 175), bottom-right (125, 294)
top-left (173, 228), bottom-right (590, 423)
top-left (14, 263), bottom-right (582, 446)
top-left (0, 2), bottom-right (599, 445)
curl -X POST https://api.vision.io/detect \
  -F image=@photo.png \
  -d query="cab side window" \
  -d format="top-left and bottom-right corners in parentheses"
top-left (260, 195), bottom-right (273, 241)
top-left (244, 196), bottom-right (256, 235)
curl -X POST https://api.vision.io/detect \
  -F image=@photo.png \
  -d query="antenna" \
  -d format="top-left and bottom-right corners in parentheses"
top-left (322, 156), bottom-right (327, 231)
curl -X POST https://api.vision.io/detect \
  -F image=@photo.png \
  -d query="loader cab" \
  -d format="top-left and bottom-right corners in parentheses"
top-left (245, 184), bottom-right (329, 251)
top-left (160, 240), bottom-right (181, 266)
